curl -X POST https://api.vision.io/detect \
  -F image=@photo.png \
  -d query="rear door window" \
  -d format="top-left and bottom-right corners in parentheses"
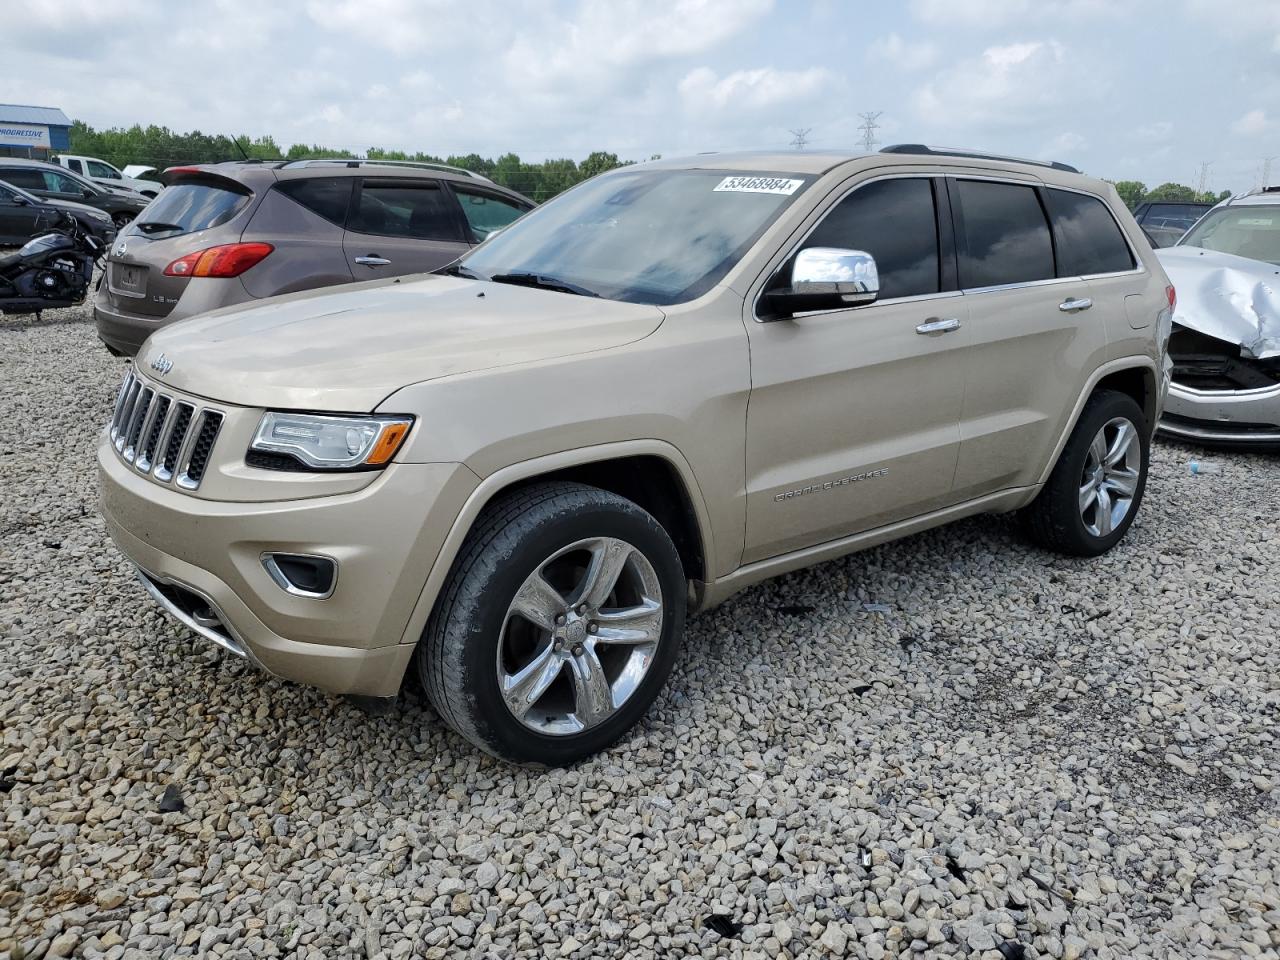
top-left (64, 158), bottom-right (83, 174)
top-left (351, 180), bottom-right (464, 241)
top-left (452, 186), bottom-right (529, 242)
top-left (954, 179), bottom-right (1055, 288)
top-left (800, 177), bottom-right (941, 300)
top-left (1045, 189), bottom-right (1135, 276)
top-left (133, 181), bottom-right (250, 236)
top-left (277, 178), bottom-right (352, 226)
top-left (0, 168), bottom-right (47, 192)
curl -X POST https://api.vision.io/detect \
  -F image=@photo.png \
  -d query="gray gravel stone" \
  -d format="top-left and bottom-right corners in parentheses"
top-left (2, 293), bottom-right (1279, 959)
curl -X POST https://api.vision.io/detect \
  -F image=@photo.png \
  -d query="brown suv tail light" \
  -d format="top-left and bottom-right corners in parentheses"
top-left (163, 242), bottom-right (273, 278)
top-left (1166, 284), bottom-right (1176, 311)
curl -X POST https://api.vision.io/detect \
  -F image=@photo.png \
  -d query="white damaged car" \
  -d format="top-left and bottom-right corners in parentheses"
top-left (1156, 188), bottom-right (1280, 444)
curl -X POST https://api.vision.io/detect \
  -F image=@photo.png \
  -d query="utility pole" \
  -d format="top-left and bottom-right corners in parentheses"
top-left (788, 128), bottom-right (811, 150)
top-left (1195, 160), bottom-right (1211, 200)
top-left (857, 112), bottom-right (883, 152)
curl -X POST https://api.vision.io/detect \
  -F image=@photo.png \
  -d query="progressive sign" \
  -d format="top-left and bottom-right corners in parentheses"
top-left (0, 123), bottom-right (52, 148)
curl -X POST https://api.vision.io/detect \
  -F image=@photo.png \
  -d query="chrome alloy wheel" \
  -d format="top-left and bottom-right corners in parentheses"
top-left (497, 537), bottom-right (664, 736)
top-left (1079, 416), bottom-right (1141, 538)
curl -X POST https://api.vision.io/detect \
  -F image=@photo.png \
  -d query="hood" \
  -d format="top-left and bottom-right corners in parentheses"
top-left (121, 165), bottom-right (156, 179)
top-left (1157, 245), bottom-right (1280, 359)
top-left (137, 274), bottom-right (665, 411)
top-left (44, 196), bottom-right (110, 220)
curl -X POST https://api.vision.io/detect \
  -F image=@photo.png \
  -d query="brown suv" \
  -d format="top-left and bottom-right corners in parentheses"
top-left (94, 160), bottom-right (534, 356)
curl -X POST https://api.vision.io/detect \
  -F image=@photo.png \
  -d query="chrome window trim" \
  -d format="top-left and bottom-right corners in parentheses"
top-left (751, 172), bottom-right (953, 322)
top-left (260, 552), bottom-right (339, 601)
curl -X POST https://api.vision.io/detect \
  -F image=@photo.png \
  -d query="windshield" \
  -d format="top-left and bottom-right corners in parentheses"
top-left (1179, 205), bottom-right (1280, 265)
top-left (459, 169), bottom-right (811, 305)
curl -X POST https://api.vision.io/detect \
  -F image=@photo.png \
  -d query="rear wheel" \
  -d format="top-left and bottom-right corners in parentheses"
top-left (419, 482), bottom-right (686, 765)
top-left (1022, 389), bottom-right (1149, 556)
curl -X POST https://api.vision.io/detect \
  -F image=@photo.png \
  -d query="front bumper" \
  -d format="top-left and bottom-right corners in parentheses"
top-left (98, 433), bottom-right (478, 696)
top-left (1159, 380), bottom-right (1280, 443)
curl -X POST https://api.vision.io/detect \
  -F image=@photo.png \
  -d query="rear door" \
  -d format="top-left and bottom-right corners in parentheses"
top-left (949, 176), bottom-right (1102, 498)
top-left (342, 178), bottom-right (470, 277)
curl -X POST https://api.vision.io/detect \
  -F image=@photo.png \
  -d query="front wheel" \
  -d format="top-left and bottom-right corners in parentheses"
top-left (1022, 389), bottom-right (1150, 556)
top-left (419, 482), bottom-right (686, 765)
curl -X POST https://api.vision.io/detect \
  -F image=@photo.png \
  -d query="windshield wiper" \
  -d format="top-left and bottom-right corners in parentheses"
top-left (488, 272), bottom-right (600, 298)
top-left (134, 221), bottom-right (184, 234)
top-left (442, 262), bottom-right (486, 280)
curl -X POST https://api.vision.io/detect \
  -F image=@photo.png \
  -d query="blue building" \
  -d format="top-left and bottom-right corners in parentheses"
top-left (0, 104), bottom-right (73, 159)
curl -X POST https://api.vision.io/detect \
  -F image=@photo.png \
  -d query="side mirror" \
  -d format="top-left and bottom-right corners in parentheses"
top-left (83, 188), bottom-right (96, 198)
top-left (12, 195), bottom-right (29, 206)
top-left (763, 247), bottom-right (880, 319)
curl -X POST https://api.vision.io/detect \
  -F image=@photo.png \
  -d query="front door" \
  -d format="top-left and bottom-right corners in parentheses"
top-left (743, 175), bottom-right (969, 563)
top-left (342, 178), bottom-right (471, 279)
top-left (0, 184), bottom-right (42, 244)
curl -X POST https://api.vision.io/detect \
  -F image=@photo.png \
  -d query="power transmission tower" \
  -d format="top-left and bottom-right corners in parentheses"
top-left (1195, 160), bottom-right (1211, 200)
top-left (857, 112), bottom-right (883, 152)
top-left (789, 128), bottom-right (811, 150)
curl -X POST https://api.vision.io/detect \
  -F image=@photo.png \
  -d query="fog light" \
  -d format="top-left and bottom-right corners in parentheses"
top-left (261, 553), bottom-right (337, 599)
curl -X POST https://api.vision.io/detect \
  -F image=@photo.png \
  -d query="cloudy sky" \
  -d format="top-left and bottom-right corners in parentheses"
top-left (9, 0), bottom-right (1279, 191)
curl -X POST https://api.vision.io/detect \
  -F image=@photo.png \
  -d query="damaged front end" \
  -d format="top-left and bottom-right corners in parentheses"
top-left (1156, 245), bottom-right (1280, 443)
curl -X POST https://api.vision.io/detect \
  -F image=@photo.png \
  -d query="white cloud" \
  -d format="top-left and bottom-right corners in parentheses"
top-left (869, 33), bottom-right (938, 71)
top-left (306, 0), bottom-right (453, 54)
top-left (1230, 109), bottom-right (1271, 136)
top-left (678, 66), bottom-right (833, 111)
top-left (504, 0), bottom-right (774, 96)
top-left (912, 40), bottom-right (1097, 130)
top-left (1040, 131), bottom-right (1086, 159)
top-left (1134, 121), bottom-right (1173, 141)
top-left (909, 0), bottom-right (1110, 25)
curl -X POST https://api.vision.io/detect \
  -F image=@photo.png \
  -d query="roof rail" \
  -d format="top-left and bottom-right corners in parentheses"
top-left (277, 157), bottom-right (491, 181)
top-left (879, 143), bottom-right (1081, 175)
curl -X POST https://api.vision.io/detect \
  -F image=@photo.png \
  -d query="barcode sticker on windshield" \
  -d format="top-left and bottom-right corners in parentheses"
top-left (714, 176), bottom-right (803, 195)
top-left (1239, 217), bottom-right (1273, 226)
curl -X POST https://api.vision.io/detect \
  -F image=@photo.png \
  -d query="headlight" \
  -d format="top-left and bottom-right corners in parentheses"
top-left (250, 412), bottom-right (413, 470)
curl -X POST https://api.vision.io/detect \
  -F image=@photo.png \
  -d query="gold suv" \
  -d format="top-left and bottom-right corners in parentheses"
top-left (99, 146), bottom-right (1173, 764)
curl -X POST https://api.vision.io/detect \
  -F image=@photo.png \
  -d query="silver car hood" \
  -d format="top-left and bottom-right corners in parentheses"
top-left (1156, 245), bottom-right (1280, 359)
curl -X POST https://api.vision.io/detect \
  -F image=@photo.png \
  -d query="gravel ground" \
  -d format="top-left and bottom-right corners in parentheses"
top-left (1, 297), bottom-right (1278, 960)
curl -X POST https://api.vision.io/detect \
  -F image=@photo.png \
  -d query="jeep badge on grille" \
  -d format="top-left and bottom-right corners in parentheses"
top-left (150, 354), bottom-right (174, 375)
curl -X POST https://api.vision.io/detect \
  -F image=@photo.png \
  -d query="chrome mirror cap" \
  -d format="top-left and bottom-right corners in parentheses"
top-left (791, 247), bottom-right (880, 304)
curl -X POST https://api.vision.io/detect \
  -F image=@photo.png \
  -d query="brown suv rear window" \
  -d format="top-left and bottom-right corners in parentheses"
top-left (133, 181), bottom-right (249, 236)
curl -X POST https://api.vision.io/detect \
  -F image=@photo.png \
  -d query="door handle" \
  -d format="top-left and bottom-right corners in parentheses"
top-left (1059, 297), bottom-right (1093, 312)
top-left (915, 317), bottom-right (961, 335)
top-left (354, 255), bottom-right (391, 266)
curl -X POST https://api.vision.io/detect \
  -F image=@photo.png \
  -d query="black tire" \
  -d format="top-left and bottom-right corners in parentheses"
top-left (1022, 389), bottom-right (1150, 557)
top-left (112, 212), bottom-right (134, 229)
top-left (419, 481), bottom-right (686, 765)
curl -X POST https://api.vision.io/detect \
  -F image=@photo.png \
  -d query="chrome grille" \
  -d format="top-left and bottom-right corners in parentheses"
top-left (108, 368), bottom-right (224, 491)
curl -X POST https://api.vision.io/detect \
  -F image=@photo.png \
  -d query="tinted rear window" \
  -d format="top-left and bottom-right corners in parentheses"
top-left (1046, 189), bottom-right (1135, 276)
top-left (134, 181), bottom-right (249, 236)
top-left (0, 168), bottom-right (46, 191)
top-left (955, 179), bottom-right (1055, 288)
top-left (351, 180), bottom-right (462, 241)
top-left (277, 177), bottom-right (352, 226)
top-left (803, 177), bottom-right (940, 300)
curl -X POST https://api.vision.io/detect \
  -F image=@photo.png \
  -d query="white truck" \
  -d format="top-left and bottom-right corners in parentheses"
top-left (53, 155), bottom-right (161, 198)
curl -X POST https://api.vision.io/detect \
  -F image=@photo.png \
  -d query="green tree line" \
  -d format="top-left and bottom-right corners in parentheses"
top-left (1110, 180), bottom-right (1232, 209)
top-left (67, 120), bottom-right (635, 201)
